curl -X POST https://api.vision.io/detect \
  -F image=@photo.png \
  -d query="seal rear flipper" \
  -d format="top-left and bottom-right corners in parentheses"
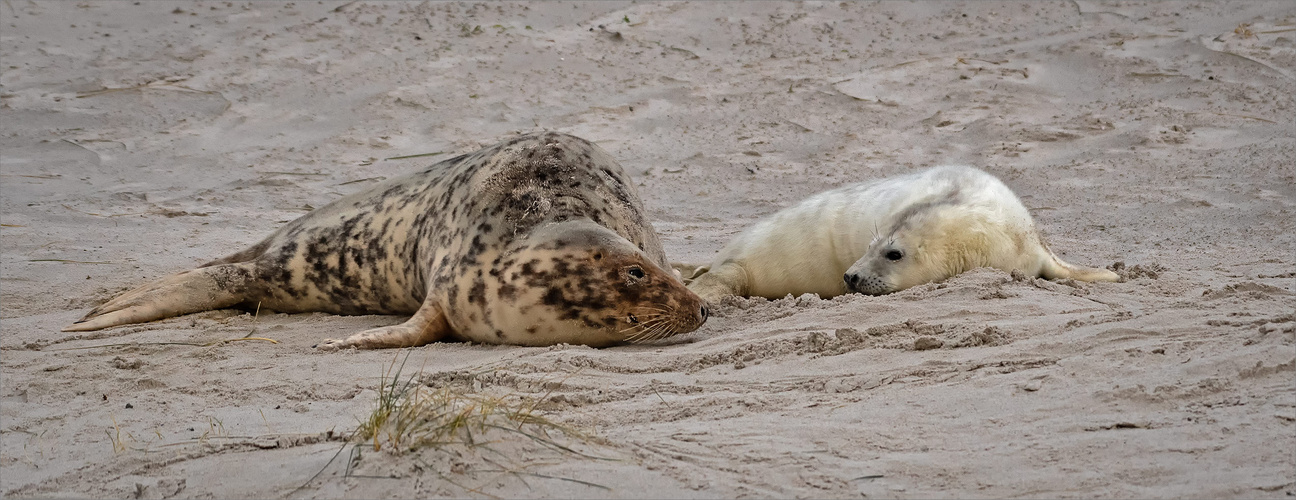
top-left (63, 264), bottom-right (255, 332)
top-left (316, 297), bottom-right (450, 350)
top-left (685, 261), bottom-right (750, 304)
top-left (1039, 254), bottom-right (1120, 283)
top-left (671, 262), bottom-right (709, 284)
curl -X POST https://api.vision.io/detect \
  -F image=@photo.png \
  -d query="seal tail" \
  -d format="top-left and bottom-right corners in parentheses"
top-left (1038, 252), bottom-right (1120, 283)
top-left (62, 263), bottom-right (256, 332)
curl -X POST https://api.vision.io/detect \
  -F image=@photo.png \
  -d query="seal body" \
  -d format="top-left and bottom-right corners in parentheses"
top-left (687, 166), bottom-right (1119, 302)
top-left (66, 132), bottom-right (708, 348)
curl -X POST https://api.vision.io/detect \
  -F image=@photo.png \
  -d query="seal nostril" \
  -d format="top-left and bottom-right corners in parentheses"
top-left (700, 306), bottom-right (709, 319)
top-left (844, 273), bottom-right (856, 286)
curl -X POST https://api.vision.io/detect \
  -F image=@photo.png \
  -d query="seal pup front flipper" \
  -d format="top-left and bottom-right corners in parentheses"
top-left (670, 262), bottom-right (709, 284)
top-left (62, 263), bottom-right (255, 332)
top-left (315, 296), bottom-right (451, 350)
top-left (685, 261), bottom-right (752, 304)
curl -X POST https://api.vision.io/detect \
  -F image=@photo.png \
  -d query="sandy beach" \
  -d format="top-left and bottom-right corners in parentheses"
top-left (2, 1), bottom-right (1293, 498)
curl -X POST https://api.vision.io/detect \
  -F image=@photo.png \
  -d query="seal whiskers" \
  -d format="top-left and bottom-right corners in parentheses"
top-left (619, 305), bottom-right (682, 343)
top-left (622, 316), bottom-right (673, 343)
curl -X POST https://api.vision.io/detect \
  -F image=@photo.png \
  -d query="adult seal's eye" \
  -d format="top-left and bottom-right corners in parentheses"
top-left (626, 266), bottom-right (646, 279)
top-left (885, 249), bottom-right (904, 261)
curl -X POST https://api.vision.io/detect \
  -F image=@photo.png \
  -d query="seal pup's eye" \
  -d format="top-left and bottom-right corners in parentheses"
top-left (885, 249), bottom-right (904, 261)
top-left (592, 251), bottom-right (603, 261)
top-left (626, 266), bottom-right (646, 280)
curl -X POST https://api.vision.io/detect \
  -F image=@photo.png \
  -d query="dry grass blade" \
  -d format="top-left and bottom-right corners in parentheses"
top-left (337, 176), bottom-right (385, 186)
top-left (419, 457), bottom-right (501, 499)
top-left (47, 337), bottom-right (279, 351)
top-left (28, 259), bottom-right (112, 264)
top-left (290, 439), bottom-right (356, 496)
top-left (479, 423), bottom-right (611, 461)
top-left (0, 173), bottom-right (61, 179)
top-left (476, 465), bottom-right (612, 491)
top-left (76, 82), bottom-right (214, 98)
top-left (61, 203), bottom-right (146, 218)
top-left (258, 170), bottom-right (327, 176)
top-left (384, 151), bottom-right (445, 161)
top-left (107, 414), bottom-right (127, 453)
top-left (1186, 111), bottom-right (1278, 124)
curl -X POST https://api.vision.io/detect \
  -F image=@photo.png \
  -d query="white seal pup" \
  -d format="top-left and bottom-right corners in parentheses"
top-left (65, 132), bottom-right (708, 348)
top-left (687, 165), bottom-right (1119, 302)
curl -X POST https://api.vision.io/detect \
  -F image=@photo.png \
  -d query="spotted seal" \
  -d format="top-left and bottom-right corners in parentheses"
top-left (686, 165), bottom-right (1119, 302)
top-left (65, 132), bottom-right (708, 348)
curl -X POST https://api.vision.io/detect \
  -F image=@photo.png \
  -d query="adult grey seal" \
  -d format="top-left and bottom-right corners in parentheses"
top-left (65, 132), bottom-right (708, 348)
top-left (687, 165), bottom-right (1119, 302)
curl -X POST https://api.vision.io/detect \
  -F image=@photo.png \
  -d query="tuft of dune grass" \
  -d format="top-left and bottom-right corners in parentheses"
top-left (355, 355), bottom-right (600, 459)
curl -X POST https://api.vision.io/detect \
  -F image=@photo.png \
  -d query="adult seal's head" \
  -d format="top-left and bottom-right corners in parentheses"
top-left (484, 220), bottom-right (708, 346)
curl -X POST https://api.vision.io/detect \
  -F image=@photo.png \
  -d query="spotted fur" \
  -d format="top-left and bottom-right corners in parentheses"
top-left (65, 132), bottom-right (708, 348)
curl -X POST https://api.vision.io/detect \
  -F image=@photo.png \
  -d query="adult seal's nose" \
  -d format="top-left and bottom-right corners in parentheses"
top-left (700, 305), bottom-right (710, 320)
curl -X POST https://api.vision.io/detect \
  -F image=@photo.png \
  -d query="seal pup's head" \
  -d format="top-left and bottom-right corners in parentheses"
top-left (486, 220), bottom-right (708, 346)
top-left (842, 202), bottom-right (1027, 295)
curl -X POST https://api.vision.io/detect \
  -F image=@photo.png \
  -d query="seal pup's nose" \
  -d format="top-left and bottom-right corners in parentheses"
top-left (843, 272), bottom-right (860, 291)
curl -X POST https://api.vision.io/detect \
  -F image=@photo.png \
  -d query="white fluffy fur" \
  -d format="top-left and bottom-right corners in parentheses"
top-left (687, 166), bottom-right (1118, 302)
